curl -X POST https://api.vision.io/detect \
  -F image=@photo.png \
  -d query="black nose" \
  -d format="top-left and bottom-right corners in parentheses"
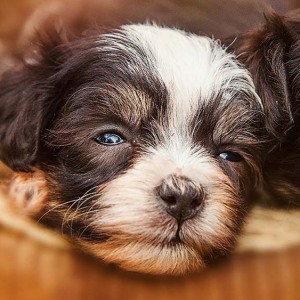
top-left (157, 175), bottom-right (204, 222)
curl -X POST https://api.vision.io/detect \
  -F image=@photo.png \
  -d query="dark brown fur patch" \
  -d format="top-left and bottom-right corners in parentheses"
top-left (228, 11), bottom-right (300, 206)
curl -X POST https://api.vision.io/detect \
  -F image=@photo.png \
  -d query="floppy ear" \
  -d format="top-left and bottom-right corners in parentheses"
top-left (0, 66), bottom-right (44, 171)
top-left (229, 12), bottom-right (300, 141)
top-left (227, 12), bottom-right (300, 206)
top-left (0, 28), bottom-right (70, 172)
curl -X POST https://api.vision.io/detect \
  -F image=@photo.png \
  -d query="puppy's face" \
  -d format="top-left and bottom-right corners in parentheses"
top-left (1, 25), bottom-right (264, 275)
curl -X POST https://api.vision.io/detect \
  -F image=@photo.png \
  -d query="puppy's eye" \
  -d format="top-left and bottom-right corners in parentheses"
top-left (219, 151), bottom-right (242, 162)
top-left (94, 133), bottom-right (125, 146)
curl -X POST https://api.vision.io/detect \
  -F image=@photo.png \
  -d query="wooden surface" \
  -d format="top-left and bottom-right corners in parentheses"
top-left (1, 224), bottom-right (300, 300)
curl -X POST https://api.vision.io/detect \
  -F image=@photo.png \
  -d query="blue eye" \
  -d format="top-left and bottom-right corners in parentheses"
top-left (219, 152), bottom-right (242, 162)
top-left (94, 133), bottom-right (125, 146)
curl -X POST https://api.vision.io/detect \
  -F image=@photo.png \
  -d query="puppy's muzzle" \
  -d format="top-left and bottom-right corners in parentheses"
top-left (157, 175), bottom-right (204, 222)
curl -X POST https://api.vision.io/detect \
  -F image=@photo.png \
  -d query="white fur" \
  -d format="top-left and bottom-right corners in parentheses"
top-left (122, 24), bottom-right (262, 126)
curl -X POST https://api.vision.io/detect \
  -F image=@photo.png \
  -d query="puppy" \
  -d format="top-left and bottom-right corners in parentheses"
top-left (230, 11), bottom-right (300, 207)
top-left (0, 23), bottom-right (265, 275)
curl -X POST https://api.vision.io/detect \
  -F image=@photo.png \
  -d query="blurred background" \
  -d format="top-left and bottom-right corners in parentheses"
top-left (0, 0), bottom-right (299, 52)
top-left (1, 0), bottom-right (300, 299)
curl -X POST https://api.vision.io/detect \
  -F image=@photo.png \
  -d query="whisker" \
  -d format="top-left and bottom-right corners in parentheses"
top-left (37, 198), bottom-right (86, 222)
top-left (61, 188), bottom-right (98, 235)
top-left (67, 192), bottom-right (99, 235)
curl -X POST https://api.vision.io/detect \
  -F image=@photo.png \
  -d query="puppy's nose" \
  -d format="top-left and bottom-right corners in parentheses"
top-left (157, 175), bottom-right (204, 222)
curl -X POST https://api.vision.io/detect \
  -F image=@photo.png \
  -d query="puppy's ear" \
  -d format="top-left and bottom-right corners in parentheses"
top-left (230, 12), bottom-right (300, 140)
top-left (229, 11), bottom-right (300, 206)
top-left (0, 68), bottom-right (42, 171)
top-left (0, 26), bottom-right (70, 172)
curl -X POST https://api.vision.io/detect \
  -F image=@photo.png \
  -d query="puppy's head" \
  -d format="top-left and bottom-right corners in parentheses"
top-left (230, 11), bottom-right (300, 206)
top-left (0, 24), bottom-right (264, 275)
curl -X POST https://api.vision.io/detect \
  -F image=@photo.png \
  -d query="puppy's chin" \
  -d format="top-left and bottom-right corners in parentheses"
top-left (80, 227), bottom-right (236, 275)
top-left (81, 240), bottom-right (205, 275)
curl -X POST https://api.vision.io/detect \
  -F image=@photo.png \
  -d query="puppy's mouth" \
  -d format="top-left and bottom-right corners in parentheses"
top-left (168, 218), bottom-right (188, 245)
top-left (80, 222), bottom-right (206, 275)
top-left (83, 216), bottom-right (193, 249)
top-left (170, 224), bottom-right (182, 244)
top-left (78, 208), bottom-right (236, 275)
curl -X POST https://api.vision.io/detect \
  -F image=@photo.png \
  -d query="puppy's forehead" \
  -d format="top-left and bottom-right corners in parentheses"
top-left (98, 25), bottom-right (261, 125)
top-left (122, 24), bottom-right (224, 104)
